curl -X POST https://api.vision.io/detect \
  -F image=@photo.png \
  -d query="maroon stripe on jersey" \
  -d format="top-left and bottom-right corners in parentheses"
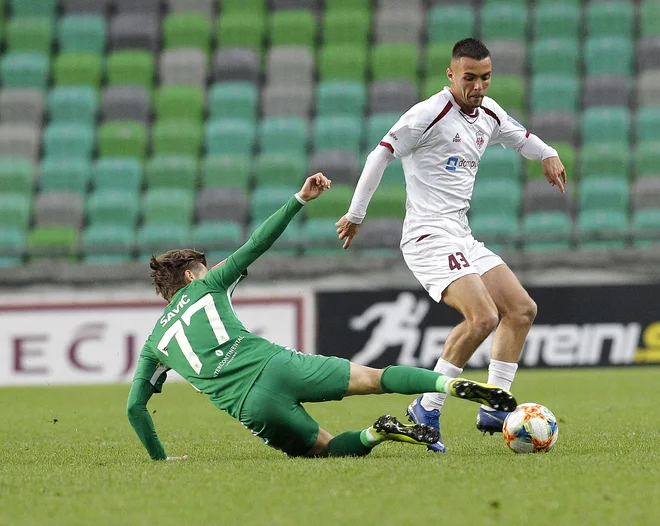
top-left (379, 141), bottom-right (394, 154)
top-left (480, 106), bottom-right (501, 126)
top-left (423, 101), bottom-right (453, 134)
top-left (416, 234), bottom-right (432, 243)
top-left (526, 130), bottom-right (530, 138)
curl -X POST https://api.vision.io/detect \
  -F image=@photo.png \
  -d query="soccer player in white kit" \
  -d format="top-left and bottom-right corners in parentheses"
top-left (336, 38), bottom-right (567, 452)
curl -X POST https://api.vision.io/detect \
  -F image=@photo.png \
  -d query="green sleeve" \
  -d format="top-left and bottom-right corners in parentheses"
top-left (127, 380), bottom-right (167, 460)
top-left (204, 195), bottom-right (304, 290)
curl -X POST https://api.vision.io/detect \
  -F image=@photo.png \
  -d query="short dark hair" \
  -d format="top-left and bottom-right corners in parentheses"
top-left (452, 38), bottom-right (491, 61)
top-left (150, 249), bottom-right (207, 301)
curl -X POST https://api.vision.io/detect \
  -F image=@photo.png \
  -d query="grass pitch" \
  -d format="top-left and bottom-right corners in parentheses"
top-left (1, 367), bottom-right (659, 526)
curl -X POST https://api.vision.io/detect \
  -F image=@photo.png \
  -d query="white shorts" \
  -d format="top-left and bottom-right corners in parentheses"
top-left (401, 233), bottom-right (504, 302)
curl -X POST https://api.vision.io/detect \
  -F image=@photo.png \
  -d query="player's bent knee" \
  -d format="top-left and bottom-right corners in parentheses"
top-left (469, 312), bottom-right (499, 337)
top-left (506, 298), bottom-right (537, 328)
top-left (305, 428), bottom-right (333, 457)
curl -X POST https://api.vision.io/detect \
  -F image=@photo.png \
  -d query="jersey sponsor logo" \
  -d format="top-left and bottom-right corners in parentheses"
top-left (475, 130), bottom-right (485, 149)
top-left (159, 294), bottom-right (191, 327)
top-left (445, 157), bottom-right (480, 171)
top-left (508, 116), bottom-right (525, 129)
top-left (213, 336), bottom-right (244, 377)
top-left (453, 133), bottom-right (461, 143)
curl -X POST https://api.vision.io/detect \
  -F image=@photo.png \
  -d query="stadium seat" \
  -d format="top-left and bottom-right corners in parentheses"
top-left (364, 113), bottom-right (400, 150)
top-left (163, 12), bottom-right (211, 54)
top-left (28, 226), bottom-right (80, 259)
top-left (534, 3), bottom-right (580, 41)
top-left (635, 143), bottom-right (660, 178)
top-left (196, 188), bottom-right (247, 223)
top-left (0, 157), bottom-right (34, 196)
top-left (580, 143), bottom-right (630, 180)
top-left (379, 157), bottom-right (404, 186)
top-left (101, 86), bottom-right (150, 123)
top-left (11, 0), bottom-right (57, 17)
top-left (168, 0), bottom-right (214, 16)
top-left (369, 81), bottom-right (417, 114)
top-left (632, 208), bottom-right (660, 248)
top-left (325, 0), bottom-right (370, 11)
top-left (43, 123), bottom-right (95, 160)
top-left (0, 228), bottom-right (26, 267)
top-left (86, 189), bottom-right (140, 227)
top-left (302, 218), bottom-right (348, 257)
top-left (33, 191), bottom-right (84, 228)
top-left (271, 0), bottom-right (320, 9)
top-left (632, 178), bottom-right (660, 212)
top-left (270, 10), bottom-right (316, 48)
top-left (205, 119), bottom-right (257, 156)
top-left (469, 214), bottom-right (519, 253)
top-left (216, 12), bottom-right (266, 52)
top-left (586, 1), bottom-right (634, 38)
top-left (146, 155), bottom-right (198, 190)
top-left (98, 121), bottom-right (148, 159)
top-left (581, 107), bottom-right (630, 145)
top-left (254, 153), bottom-right (307, 187)
top-left (522, 211), bottom-right (572, 252)
top-left (221, 0), bottom-right (266, 12)
top-left (526, 142), bottom-right (575, 180)
top-left (641, 1), bottom-right (660, 37)
top-left (0, 89), bottom-right (44, 125)
top-left (208, 82), bottom-right (257, 121)
top-left (261, 83), bottom-right (313, 117)
top-left (0, 124), bottom-right (40, 161)
top-left (371, 44), bottom-right (419, 82)
top-left (309, 151), bottom-right (359, 185)
top-left (115, 0), bottom-right (160, 14)
top-left (529, 112), bottom-right (577, 146)
top-left (159, 49), bottom-right (207, 86)
top-left (356, 218), bottom-right (403, 256)
top-left (374, 6), bottom-right (423, 44)
top-left (479, 147), bottom-right (522, 181)
top-left (201, 155), bottom-right (251, 190)
top-left (480, 3), bottom-right (528, 42)
top-left (48, 86), bottom-right (98, 124)
top-left (109, 13), bottom-right (160, 52)
top-left (142, 188), bottom-right (195, 225)
top-left (266, 46), bottom-right (314, 86)
top-left (192, 221), bottom-right (244, 262)
top-left (0, 52), bottom-right (49, 89)
top-left (316, 81), bottom-right (367, 117)
top-left (154, 86), bottom-right (204, 122)
top-left (485, 41), bottom-right (526, 76)
top-left (530, 75), bottom-right (580, 113)
top-left (323, 9), bottom-right (370, 46)
top-left (92, 158), bottom-right (143, 192)
top-left (422, 76), bottom-right (449, 100)
top-left (0, 194), bottom-right (31, 229)
top-left (137, 224), bottom-right (190, 259)
top-left (54, 52), bottom-right (103, 87)
top-left (212, 48), bottom-right (260, 83)
top-left (259, 117), bottom-right (308, 155)
top-left (584, 37), bottom-right (633, 76)
top-left (471, 179), bottom-right (520, 217)
top-left (582, 76), bottom-right (631, 107)
top-left (427, 6), bottom-right (474, 43)
top-left (313, 116), bottom-right (363, 155)
top-left (530, 39), bottom-right (580, 76)
top-left (152, 120), bottom-right (202, 156)
top-left (58, 15), bottom-right (107, 55)
top-left (250, 186), bottom-right (300, 222)
top-left (522, 180), bottom-right (572, 214)
top-left (369, 186), bottom-right (407, 219)
top-left (637, 37), bottom-right (660, 72)
top-left (425, 42), bottom-right (453, 79)
top-left (62, 0), bottom-right (112, 15)
top-left (83, 224), bottom-right (135, 264)
top-left (6, 17), bottom-right (53, 54)
top-left (637, 71), bottom-right (660, 107)
top-left (319, 45), bottom-right (368, 82)
top-left (579, 177), bottom-right (629, 214)
top-left (40, 158), bottom-right (91, 194)
top-left (578, 210), bottom-right (628, 249)
top-left (106, 51), bottom-right (154, 89)
top-left (304, 183), bottom-right (353, 219)
top-left (485, 75), bottom-right (524, 115)
top-left (635, 109), bottom-right (660, 144)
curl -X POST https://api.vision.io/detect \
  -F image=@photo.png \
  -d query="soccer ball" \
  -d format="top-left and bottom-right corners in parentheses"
top-left (503, 403), bottom-right (559, 454)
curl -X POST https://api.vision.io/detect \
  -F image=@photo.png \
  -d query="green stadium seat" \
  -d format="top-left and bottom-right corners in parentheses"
top-left (580, 143), bottom-right (630, 179)
top-left (43, 123), bottom-right (95, 160)
top-left (221, 0), bottom-right (266, 12)
top-left (530, 75), bottom-right (580, 113)
top-left (485, 76), bottom-right (524, 115)
top-left (422, 76), bottom-right (449, 100)
top-left (98, 121), bottom-right (148, 159)
top-left (305, 183), bottom-right (353, 219)
top-left (479, 147), bottom-right (522, 181)
top-left (581, 107), bottom-right (630, 145)
top-left (427, 6), bottom-right (474, 43)
top-left (152, 120), bottom-right (203, 156)
top-left (208, 82), bottom-right (258, 121)
top-left (250, 186), bottom-right (299, 223)
top-left (259, 117), bottom-right (307, 155)
top-left (146, 155), bottom-right (198, 190)
top-left (323, 9), bottom-right (369, 46)
top-left (58, 15), bottom-right (107, 55)
top-left (192, 221), bottom-right (244, 262)
top-left (47, 86), bottom-right (98, 124)
top-left (318, 45), bottom-right (367, 82)
top-left (0, 157), bottom-right (33, 195)
top-left (316, 81), bottom-right (366, 117)
top-left (586, 1), bottom-right (634, 38)
top-left (635, 143), bottom-right (660, 178)
top-left (28, 226), bottom-right (79, 258)
top-left (301, 218), bottom-right (347, 257)
top-left (0, 52), bottom-right (49, 89)
top-left (40, 159), bottom-right (90, 194)
top-left (0, 194), bottom-right (31, 229)
top-left (138, 224), bottom-right (190, 259)
top-left (584, 37), bottom-right (633, 76)
top-left (216, 12), bottom-right (265, 52)
top-left (107, 51), bottom-right (154, 89)
top-left (86, 189), bottom-right (140, 227)
top-left (54, 52), bottom-right (102, 87)
top-left (641, 1), bottom-right (660, 38)
top-left (11, 0), bottom-right (56, 17)
top-left (534, 3), bottom-right (581, 41)
top-left (369, 186), bottom-right (407, 219)
top-left (0, 227), bottom-right (26, 267)
top-left (480, 3), bottom-right (528, 42)
top-left (254, 153), bottom-right (306, 187)
top-left (372, 44), bottom-right (418, 82)
top-left (92, 158), bottom-right (143, 192)
top-left (579, 177), bottom-right (629, 214)
top-left (270, 10), bottom-right (316, 48)
top-left (313, 116), bottom-right (362, 155)
top-left (154, 86), bottom-right (204, 122)
top-left (531, 39), bottom-right (580, 76)
top-left (578, 210), bottom-right (628, 249)
top-left (472, 179), bottom-right (521, 217)
top-left (425, 42), bottom-right (453, 79)
top-left (526, 143), bottom-right (575, 180)
top-left (205, 119), bottom-right (257, 156)
top-left (83, 224), bottom-right (135, 264)
top-left (632, 208), bottom-right (660, 247)
top-left (6, 16), bottom-right (53, 54)
top-left (522, 211), bottom-right (572, 252)
top-left (142, 188), bottom-right (195, 225)
top-left (365, 113), bottom-right (399, 149)
top-left (469, 213), bottom-right (519, 253)
top-left (201, 155), bottom-right (251, 190)
top-left (635, 109), bottom-right (660, 144)
top-left (163, 12), bottom-right (211, 54)
top-left (325, 0), bottom-right (370, 11)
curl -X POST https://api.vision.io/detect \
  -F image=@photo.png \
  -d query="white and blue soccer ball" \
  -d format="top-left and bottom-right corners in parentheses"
top-left (503, 403), bottom-right (559, 454)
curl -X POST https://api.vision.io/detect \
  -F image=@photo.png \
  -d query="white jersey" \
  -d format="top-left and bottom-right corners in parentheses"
top-left (380, 87), bottom-right (529, 245)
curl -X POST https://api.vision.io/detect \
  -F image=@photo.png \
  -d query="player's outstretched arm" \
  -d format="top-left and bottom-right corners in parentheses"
top-left (126, 379), bottom-right (169, 461)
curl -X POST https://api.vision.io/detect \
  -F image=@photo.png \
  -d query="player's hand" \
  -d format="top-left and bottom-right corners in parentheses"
top-left (299, 173), bottom-right (331, 202)
top-left (335, 215), bottom-right (361, 249)
top-left (542, 156), bottom-right (567, 193)
top-left (165, 455), bottom-right (188, 461)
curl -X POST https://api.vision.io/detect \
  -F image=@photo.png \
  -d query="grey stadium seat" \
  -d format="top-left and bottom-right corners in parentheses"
top-left (0, 89), bottom-right (44, 125)
top-left (167, 0), bottom-right (214, 16)
top-left (355, 218), bottom-right (402, 249)
top-left (266, 47), bottom-right (314, 86)
top-left (63, 0), bottom-right (112, 14)
top-left (637, 38), bottom-right (660, 72)
top-left (486, 41), bottom-right (526, 76)
top-left (309, 151), bottom-right (359, 185)
top-left (213, 49), bottom-right (260, 83)
top-left (0, 124), bottom-right (40, 161)
top-left (34, 192), bottom-right (84, 228)
top-left (196, 188), bottom-right (248, 223)
top-left (102, 87), bottom-right (151, 123)
top-left (271, 0), bottom-right (320, 9)
top-left (427, 0), bottom-right (479, 5)
top-left (369, 81), bottom-right (418, 114)
top-left (378, 0), bottom-right (422, 10)
top-left (160, 49), bottom-right (207, 86)
top-left (109, 14), bottom-right (160, 52)
top-left (530, 112), bottom-right (577, 146)
top-left (637, 71), bottom-right (660, 107)
top-left (262, 84), bottom-right (313, 117)
top-left (523, 180), bottom-right (572, 214)
top-left (116, 0), bottom-right (161, 14)
top-left (582, 76), bottom-right (631, 107)
top-left (632, 178), bottom-right (660, 212)
top-left (374, 6), bottom-right (424, 44)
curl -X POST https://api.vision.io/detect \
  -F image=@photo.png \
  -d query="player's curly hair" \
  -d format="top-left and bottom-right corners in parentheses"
top-left (150, 249), bottom-right (207, 301)
top-left (452, 38), bottom-right (491, 61)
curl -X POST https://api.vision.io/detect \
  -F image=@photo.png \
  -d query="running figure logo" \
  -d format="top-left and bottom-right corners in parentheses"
top-left (349, 292), bottom-right (430, 366)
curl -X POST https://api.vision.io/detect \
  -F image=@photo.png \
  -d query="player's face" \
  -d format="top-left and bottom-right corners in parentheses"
top-left (447, 57), bottom-right (492, 110)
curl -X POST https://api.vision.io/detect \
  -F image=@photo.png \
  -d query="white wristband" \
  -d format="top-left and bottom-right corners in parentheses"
top-left (294, 193), bottom-right (307, 205)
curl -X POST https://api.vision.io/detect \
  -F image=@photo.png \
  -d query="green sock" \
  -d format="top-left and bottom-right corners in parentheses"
top-left (380, 366), bottom-right (450, 395)
top-left (327, 431), bottom-right (374, 457)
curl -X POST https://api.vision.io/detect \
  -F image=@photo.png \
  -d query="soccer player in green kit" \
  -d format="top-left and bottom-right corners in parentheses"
top-left (127, 173), bottom-right (517, 460)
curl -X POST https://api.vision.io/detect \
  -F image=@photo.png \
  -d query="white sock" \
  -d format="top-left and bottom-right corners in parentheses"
top-left (482, 359), bottom-right (518, 412)
top-left (420, 358), bottom-right (463, 411)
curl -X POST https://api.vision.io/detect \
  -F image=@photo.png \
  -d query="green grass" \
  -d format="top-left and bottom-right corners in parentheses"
top-left (1, 367), bottom-right (659, 526)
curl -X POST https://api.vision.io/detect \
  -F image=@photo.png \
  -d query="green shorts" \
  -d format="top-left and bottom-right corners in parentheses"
top-left (238, 348), bottom-right (351, 457)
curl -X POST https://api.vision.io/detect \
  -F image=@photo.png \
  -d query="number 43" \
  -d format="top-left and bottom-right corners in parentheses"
top-left (448, 252), bottom-right (470, 271)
